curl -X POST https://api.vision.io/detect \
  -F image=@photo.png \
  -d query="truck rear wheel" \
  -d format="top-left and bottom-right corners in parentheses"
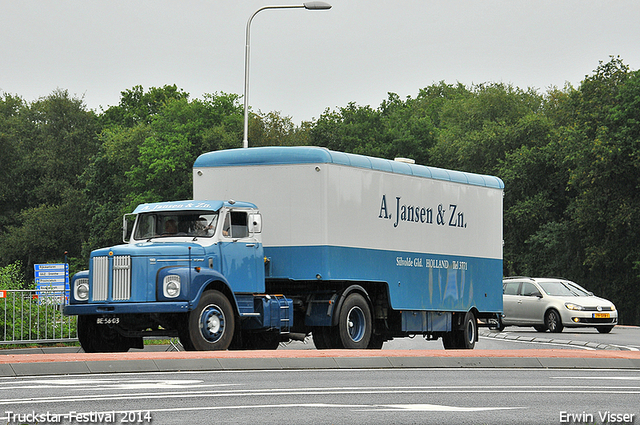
top-left (337, 293), bottom-right (372, 349)
top-left (183, 290), bottom-right (235, 351)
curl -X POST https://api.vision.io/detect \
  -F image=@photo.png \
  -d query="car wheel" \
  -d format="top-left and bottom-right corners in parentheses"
top-left (544, 309), bottom-right (563, 333)
top-left (533, 325), bottom-right (547, 332)
top-left (597, 326), bottom-right (614, 334)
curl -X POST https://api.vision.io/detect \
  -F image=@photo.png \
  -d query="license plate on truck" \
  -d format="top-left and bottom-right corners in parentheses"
top-left (96, 317), bottom-right (120, 325)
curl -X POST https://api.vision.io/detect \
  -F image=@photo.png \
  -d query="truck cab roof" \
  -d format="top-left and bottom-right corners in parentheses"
top-left (131, 200), bottom-right (257, 214)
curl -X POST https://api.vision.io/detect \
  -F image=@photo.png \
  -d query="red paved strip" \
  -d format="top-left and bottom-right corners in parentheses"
top-left (1, 349), bottom-right (639, 364)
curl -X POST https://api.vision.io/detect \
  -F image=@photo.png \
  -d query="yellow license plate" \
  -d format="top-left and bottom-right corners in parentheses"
top-left (593, 313), bottom-right (610, 319)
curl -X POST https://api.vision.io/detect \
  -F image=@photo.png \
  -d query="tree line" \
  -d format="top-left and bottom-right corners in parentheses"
top-left (1, 56), bottom-right (639, 324)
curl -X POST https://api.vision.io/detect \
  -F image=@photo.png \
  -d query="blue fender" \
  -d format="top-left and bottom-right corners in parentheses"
top-left (156, 266), bottom-right (239, 313)
top-left (331, 285), bottom-right (372, 327)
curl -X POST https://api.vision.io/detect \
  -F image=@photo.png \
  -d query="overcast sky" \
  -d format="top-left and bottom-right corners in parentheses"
top-left (2, 1), bottom-right (640, 124)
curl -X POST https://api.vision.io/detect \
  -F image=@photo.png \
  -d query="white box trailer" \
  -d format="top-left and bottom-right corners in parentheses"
top-left (193, 146), bottom-right (503, 349)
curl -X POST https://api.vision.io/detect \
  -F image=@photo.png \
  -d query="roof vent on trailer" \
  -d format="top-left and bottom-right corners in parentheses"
top-left (394, 157), bottom-right (415, 164)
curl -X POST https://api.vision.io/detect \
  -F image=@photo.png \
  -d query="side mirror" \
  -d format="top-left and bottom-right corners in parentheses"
top-left (248, 213), bottom-right (262, 233)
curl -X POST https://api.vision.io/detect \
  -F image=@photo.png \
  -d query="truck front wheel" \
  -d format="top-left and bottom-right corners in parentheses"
top-left (337, 293), bottom-right (372, 349)
top-left (183, 290), bottom-right (235, 351)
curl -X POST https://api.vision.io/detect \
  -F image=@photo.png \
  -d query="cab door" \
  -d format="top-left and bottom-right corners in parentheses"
top-left (219, 209), bottom-right (265, 293)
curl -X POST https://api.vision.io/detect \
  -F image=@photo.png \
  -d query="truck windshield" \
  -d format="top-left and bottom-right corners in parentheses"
top-left (134, 212), bottom-right (219, 240)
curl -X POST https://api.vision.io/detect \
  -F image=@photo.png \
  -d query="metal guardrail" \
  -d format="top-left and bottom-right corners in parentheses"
top-left (0, 289), bottom-right (77, 345)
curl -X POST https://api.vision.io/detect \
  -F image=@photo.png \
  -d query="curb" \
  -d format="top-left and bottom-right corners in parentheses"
top-left (2, 349), bottom-right (640, 377)
top-left (479, 330), bottom-right (621, 351)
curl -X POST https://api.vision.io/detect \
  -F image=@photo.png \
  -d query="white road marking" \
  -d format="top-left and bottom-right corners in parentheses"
top-left (552, 376), bottom-right (640, 381)
top-left (0, 402), bottom-right (525, 421)
top-left (357, 404), bottom-right (525, 412)
top-left (479, 335), bottom-right (596, 350)
top-left (1, 384), bottom-right (639, 406)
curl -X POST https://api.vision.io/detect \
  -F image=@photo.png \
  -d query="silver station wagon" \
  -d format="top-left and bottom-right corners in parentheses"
top-left (501, 277), bottom-right (618, 333)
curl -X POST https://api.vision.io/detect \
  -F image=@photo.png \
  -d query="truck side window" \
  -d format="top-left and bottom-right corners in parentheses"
top-left (223, 211), bottom-right (249, 238)
top-left (231, 211), bottom-right (249, 238)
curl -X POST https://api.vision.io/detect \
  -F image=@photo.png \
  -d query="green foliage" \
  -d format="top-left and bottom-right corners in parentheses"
top-left (2, 57), bottom-right (640, 324)
top-left (0, 90), bottom-right (99, 278)
top-left (0, 261), bottom-right (31, 290)
top-left (83, 88), bottom-right (245, 252)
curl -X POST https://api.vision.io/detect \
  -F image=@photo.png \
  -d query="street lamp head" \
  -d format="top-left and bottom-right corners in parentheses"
top-left (243, 1), bottom-right (332, 148)
top-left (303, 1), bottom-right (332, 10)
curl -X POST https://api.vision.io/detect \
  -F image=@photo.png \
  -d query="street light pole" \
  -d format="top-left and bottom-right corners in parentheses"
top-left (243, 2), bottom-right (331, 148)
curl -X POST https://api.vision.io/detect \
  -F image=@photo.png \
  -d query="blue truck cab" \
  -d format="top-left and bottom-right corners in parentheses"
top-left (64, 199), bottom-right (293, 352)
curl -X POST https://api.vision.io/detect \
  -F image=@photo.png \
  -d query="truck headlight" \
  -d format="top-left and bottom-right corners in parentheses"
top-left (163, 275), bottom-right (181, 298)
top-left (565, 302), bottom-right (583, 311)
top-left (74, 278), bottom-right (89, 301)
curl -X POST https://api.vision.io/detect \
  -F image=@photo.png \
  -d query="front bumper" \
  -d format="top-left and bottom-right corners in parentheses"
top-left (561, 310), bottom-right (618, 326)
top-left (64, 301), bottom-right (191, 316)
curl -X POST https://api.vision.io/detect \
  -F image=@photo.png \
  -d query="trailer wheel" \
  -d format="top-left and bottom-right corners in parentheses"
top-left (184, 290), bottom-right (235, 351)
top-left (77, 316), bottom-right (132, 353)
top-left (337, 293), bottom-right (372, 349)
top-left (442, 311), bottom-right (476, 350)
top-left (461, 311), bottom-right (477, 349)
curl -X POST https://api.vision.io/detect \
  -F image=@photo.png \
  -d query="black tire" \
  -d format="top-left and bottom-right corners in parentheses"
top-left (337, 293), bottom-right (372, 349)
top-left (545, 309), bottom-right (564, 333)
top-left (183, 290), bottom-right (235, 351)
top-left (243, 331), bottom-right (281, 350)
top-left (312, 328), bottom-right (330, 349)
top-left (460, 310), bottom-right (477, 349)
top-left (442, 311), bottom-right (477, 349)
top-left (442, 333), bottom-right (456, 349)
top-left (77, 315), bottom-right (132, 353)
top-left (597, 326), bottom-right (614, 334)
top-left (367, 332), bottom-right (385, 349)
top-left (315, 325), bottom-right (343, 349)
top-left (533, 325), bottom-right (547, 332)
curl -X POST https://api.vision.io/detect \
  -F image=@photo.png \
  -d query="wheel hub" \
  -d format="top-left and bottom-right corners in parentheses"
top-left (200, 304), bottom-right (225, 343)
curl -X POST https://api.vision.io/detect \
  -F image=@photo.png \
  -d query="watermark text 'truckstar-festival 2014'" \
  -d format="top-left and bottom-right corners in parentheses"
top-left (5, 410), bottom-right (152, 423)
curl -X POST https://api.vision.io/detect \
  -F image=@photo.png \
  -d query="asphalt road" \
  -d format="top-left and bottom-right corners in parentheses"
top-left (1, 367), bottom-right (638, 424)
top-left (278, 325), bottom-right (640, 351)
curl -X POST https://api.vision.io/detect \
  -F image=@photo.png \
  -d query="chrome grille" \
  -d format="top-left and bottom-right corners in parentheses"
top-left (92, 256), bottom-right (109, 301)
top-left (113, 255), bottom-right (132, 300)
top-left (92, 255), bottom-right (132, 301)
